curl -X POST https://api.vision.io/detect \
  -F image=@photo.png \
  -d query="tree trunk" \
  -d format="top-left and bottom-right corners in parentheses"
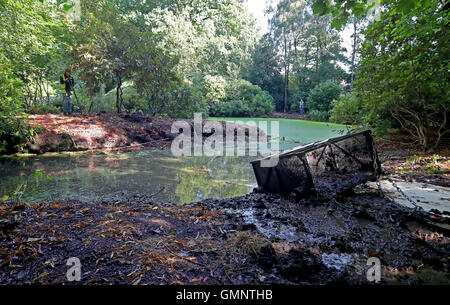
top-left (283, 28), bottom-right (289, 113)
top-left (89, 100), bottom-right (94, 113)
top-left (116, 73), bottom-right (123, 114)
top-left (316, 35), bottom-right (321, 73)
top-left (350, 18), bottom-right (358, 85)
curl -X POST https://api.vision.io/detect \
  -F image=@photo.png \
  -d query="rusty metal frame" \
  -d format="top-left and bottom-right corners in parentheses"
top-left (251, 130), bottom-right (381, 197)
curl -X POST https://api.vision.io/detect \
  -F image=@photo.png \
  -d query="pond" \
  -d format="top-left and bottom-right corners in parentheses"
top-left (0, 118), bottom-right (347, 204)
top-left (212, 117), bottom-right (350, 149)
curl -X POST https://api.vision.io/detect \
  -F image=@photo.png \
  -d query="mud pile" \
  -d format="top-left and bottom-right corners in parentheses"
top-left (1, 186), bottom-right (448, 285)
top-left (24, 114), bottom-right (265, 154)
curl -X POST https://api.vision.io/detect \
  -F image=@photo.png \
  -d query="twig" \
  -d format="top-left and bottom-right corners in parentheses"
top-left (163, 245), bottom-right (206, 267)
top-left (148, 187), bottom-right (166, 199)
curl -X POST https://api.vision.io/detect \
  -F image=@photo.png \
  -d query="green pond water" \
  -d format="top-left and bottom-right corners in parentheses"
top-left (0, 118), bottom-right (347, 204)
top-left (212, 118), bottom-right (350, 147)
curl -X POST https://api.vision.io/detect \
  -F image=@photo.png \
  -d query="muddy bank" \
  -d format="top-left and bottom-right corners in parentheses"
top-left (269, 112), bottom-right (310, 121)
top-left (23, 114), bottom-right (265, 155)
top-left (1, 187), bottom-right (448, 285)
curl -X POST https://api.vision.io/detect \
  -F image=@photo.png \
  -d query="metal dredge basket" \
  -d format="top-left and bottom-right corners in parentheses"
top-left (251, 130), bottom-right (382, 197)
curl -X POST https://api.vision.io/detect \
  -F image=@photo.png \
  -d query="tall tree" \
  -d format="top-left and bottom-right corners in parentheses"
top-left (355, 1), bottom-right (449, 149)
top-left (269, 0), bottom-right (307, 112)
top-left (243, 34), bottom-right (284, 110)
top-left (128, 0), bottom-right (259, 85)
top-left (268, 0), bottom-right (348, 111)
top-left (311, 0), bottom-right (447, 29)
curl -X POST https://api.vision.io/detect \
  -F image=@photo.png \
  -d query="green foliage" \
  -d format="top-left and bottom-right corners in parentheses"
top-left (203, 75), bottom-right (228, 103)
top-left (0, 113), bottom-right (36, 154)
top-left (243, 34), bottom-right (284, 110)
top-left (142, 0), bottom-right (259, 84)
top-left (27, 104), bottom-right (61, 115)
top-left (251, 92), bottom-right (276, 116)
top-left (160, 81), bottom-right (207, 119)
top-left (0, 0), bottom-right (73, 107)
top-left (308, 110), bottom-right (330, 122)
top-left (210, 100), bottom-right (252, 117)
top-left (329, 93), bottom-right (362, 125)
top-left (209, 80), bottom-right (274, 117)
top-left (265, 0), bottom-right (349, 112)
top-left (354, 1), bottom-right (450, 149)
top-left (0, 53), bottom-right (35, 154)
top-left (312, 0), bottom-right (441, 30)
top-left (308, 80), bottom-right (342, 113)
top-left (0, 0), bottom-right (72, 153)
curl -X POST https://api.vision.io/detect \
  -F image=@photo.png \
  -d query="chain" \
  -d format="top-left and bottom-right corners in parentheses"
top-left (369, 134), bottom-right (424, 216)
top-left (370, 134), bottom-right (384, 197)
top-left (385, 177), bottom-right (425, 215)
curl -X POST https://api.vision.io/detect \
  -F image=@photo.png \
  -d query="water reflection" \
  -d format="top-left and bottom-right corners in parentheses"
top-left (0, 150), bottom-right (256, 204)
top-left (0, 119), bottom-right (347, 204)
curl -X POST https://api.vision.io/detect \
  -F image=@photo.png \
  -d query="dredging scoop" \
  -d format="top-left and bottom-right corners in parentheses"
top-left (251, 130), bottom-right (382, 197)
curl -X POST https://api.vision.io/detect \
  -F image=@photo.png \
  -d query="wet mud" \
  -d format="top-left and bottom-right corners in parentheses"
top-left (1, 184), bottom-right (448, 285)
top-left (22, 113), bottom-right (265, 154)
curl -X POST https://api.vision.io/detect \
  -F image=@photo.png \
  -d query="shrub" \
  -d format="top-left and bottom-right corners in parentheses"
top-left (354, 4), bottom-right (450, 150)
top-left (309, 110), bottom-right (329, 122)
top-left (329, 93), bottom-right (362, 125)
top-left (0, 55), bottom-right (36, 154)
top-left (210, 100), bottom-right (251, 117)
top-left (250, 92), bottom-right (274, 116)
top-left (27, 103), bottom-right (61, 115)
top-left (308, 80), bottom-right (342, 113)
top-left (209, 79), bottom-right (275, 117)
top-left (164, 81), bottom-right (207, 118)
top-left (203, 75), bottom-right (227, 103)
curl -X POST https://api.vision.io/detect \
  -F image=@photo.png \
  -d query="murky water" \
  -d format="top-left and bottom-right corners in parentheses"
top-left (212, 117), bottom-right (350, 147)
top-left (0, 151), bottom-right (256, 204)
top-left (0, 119), bottom-right (347, 204)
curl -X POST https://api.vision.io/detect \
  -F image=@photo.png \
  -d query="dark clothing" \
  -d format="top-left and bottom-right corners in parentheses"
top-left (60, 74), bottom-right (75, 94)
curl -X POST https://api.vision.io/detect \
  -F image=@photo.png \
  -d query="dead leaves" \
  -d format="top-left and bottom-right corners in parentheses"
top-left (96, 219), bottom-right (142, 241)
top-left (0, 199), bottom-right (267, 285)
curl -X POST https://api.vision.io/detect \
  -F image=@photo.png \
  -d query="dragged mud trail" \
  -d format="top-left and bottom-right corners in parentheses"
top-left (1, 187), bottom-right (449, 285)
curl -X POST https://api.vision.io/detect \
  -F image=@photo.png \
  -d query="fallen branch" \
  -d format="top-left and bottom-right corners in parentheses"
top-left (163, 245), bottom-right (206, 267)
top-left (148, 187), bottom-right (166, 199)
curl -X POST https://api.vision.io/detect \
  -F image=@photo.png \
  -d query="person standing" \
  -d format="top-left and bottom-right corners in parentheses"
top-left (60, 69), bottom-right (75, 115)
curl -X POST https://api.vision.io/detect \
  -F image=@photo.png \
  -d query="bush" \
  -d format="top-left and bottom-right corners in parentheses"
top-left (250, 92), bottom-right (275, 116)
top-left (210, 100), bottom-right (251, 117)
top-left (329, 93), bottom-right (362, 125)
top-left (203, 75), bottom-right (227, 103)
top-left (27, 103), bottom-right (61, 115)
top-left (354, 4), bottom-right (450, 149)
top-left (0, 54), bottom-right (36, 154)
top-left (309, 110), bottom-right (329, 122)
top-left (122, 90), bottom-right (147, 114)
top-left (209, 79), bottom-right (274, 117)
top-left (0, 114), bottom-right (37, 154)
top-left (164, 81), bottom-right (207, 118)
top-left (308, 80), bottom-right (342, 113)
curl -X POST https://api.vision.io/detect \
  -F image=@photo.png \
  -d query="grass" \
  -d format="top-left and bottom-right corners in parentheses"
top-left (226, 231), bottom-right (273, 258)
top-left (398, 154), bottom-right (448, 175)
